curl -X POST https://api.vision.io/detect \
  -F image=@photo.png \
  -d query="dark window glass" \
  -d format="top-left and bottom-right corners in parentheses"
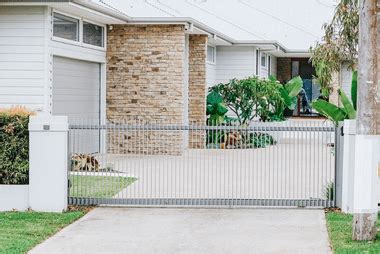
top-left (53, 13), bottom-right (79, 41)
top-left (83, 21), bottom-right (104, 47)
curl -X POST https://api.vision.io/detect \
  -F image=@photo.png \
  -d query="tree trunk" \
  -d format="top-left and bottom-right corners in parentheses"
top-left (353, 0), bottom-right (379, 241)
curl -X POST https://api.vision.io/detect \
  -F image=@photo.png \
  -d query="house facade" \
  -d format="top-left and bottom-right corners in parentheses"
top-left (0, 1), bottom-right (325, 149)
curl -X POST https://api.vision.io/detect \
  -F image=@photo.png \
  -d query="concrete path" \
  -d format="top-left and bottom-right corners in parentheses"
top-left (29, 208), bottom-right (331, 254)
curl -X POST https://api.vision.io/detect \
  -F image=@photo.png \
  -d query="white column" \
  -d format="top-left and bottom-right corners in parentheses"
top-left (341, 120), bottom-right (356, 213)
top-left (29, 115), bottom-right (68, 212)
top-left (352, 134), bottom-right (379, 214)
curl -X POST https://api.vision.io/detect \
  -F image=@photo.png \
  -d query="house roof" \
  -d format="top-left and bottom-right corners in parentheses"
top-left (96, 0), bottom-right (337, 54)
top-left (1, 0), bottom-right (337, 56)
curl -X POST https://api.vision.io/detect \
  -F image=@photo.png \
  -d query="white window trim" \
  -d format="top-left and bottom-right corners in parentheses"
top-left (261, 52), bottom-right (268, 69)
top-left (207, 44), bottom-right (216, 65)
top-left (82, 19), bottom-right (107, 49)
top-left (52, 10), bottom-right (106, 51)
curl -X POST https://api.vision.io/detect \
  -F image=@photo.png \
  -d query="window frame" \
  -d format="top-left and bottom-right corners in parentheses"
top-left (52, 11), bottom-right (81, 45)
top-left (261, 52), bottom-right (268, 69)
top-left (82, 19), bottom-right (106, 49)
top-left (207, 44), bottom-right (216, 65)
top-left (52, 10), bottom-right (106, 50)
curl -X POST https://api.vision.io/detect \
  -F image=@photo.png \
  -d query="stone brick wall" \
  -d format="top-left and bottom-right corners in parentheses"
top-left (188, 35), bottom-right (207, 148)
top-left (106, 25), bottom-right (185, 154)
top-left (276, 58), bottom-right (292, 83)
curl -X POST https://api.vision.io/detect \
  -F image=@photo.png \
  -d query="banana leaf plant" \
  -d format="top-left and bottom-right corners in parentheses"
top-left (312, 71), bottom-right (357, 125)
top-left (269, 76), bottom-right (303, 121)
top-left (206, 91), bottom-right (228, 125)
top-left (280, 76), bottom-right (303, 110)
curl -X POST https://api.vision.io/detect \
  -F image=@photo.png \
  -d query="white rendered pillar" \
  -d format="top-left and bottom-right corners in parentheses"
top-left (29, 115), bottom-right (68, 212)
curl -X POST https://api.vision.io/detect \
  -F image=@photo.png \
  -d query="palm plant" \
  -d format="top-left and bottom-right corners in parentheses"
top-left (312, 71), bottom-right (357, 125)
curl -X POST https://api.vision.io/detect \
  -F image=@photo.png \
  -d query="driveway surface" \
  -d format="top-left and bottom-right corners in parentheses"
top-left (29, 208), bottom-right (331, 254)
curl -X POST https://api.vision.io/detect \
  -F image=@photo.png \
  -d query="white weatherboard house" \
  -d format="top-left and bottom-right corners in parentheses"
top-left (0, 0), bottom-right (337, 126)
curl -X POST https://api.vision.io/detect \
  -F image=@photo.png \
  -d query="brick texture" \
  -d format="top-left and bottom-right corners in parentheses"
top-left (188, 35), bottom-right (207, 148)
top-left (106, 25), bottom-right (185, 154)
top-left (276, 58), bottom-right (292, 83)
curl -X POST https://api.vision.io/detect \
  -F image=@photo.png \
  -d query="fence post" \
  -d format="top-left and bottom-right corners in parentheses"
top-left (29, 115), bottom-right (69, 212)
top-left (340, 119), bottom-right (356, 213)
top-left (335, 122), bottom-right (344, 209)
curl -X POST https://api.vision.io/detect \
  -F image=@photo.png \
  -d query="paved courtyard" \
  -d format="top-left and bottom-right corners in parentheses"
top-left (97, 142), bottom-right (335, 201)
top-left (29, 208), bottom-right (331, 254)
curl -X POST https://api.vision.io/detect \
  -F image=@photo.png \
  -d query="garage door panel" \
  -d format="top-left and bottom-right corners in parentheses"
top-left (53, 68), bottom-right (100, 77)
top-left (52, 56), bottom-right (100, 154)
top-left (53, 101), bottom-right (100, 113)
top-left (53, 89), bottom-right (99, 97)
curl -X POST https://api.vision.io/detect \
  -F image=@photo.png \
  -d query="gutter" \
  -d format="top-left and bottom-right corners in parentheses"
top-left (4, 0), bottom-right (309, 54)
top-left (73, 0), bottom-right (131, 21)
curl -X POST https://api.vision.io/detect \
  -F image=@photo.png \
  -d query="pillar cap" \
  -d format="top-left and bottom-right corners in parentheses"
top-left (28, 115), bottom-right (68, 132)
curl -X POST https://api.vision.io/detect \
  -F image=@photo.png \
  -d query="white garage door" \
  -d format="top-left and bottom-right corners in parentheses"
top-left (52, 56), bottom-right (101, 153)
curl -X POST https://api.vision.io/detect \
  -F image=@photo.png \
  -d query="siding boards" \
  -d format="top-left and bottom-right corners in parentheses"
top-left (215, 46), bottom-right (256, 84)
top-left (206, 62), bottom-right (216, 87)
top-left (270, 55), bottom-right (277, 77)
top-left (0, 6), bottom-right (46, 111)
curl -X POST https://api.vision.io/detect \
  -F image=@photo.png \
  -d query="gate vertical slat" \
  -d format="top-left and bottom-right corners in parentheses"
top-left (67, 120), bottom-right (337, 208)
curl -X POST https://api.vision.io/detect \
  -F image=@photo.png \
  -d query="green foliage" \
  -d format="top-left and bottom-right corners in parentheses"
top-left (351, 70), bottom-right (358, 110)
top-left (206, 91), bottom-right (229, 125)
top-left (0, 211), bottom-right (85, 254)
top-left (312, 73), bottom-right (357, 125)
top-left (326, 212), bottom-right (380, 253)
top-left (0, 107), bottom-right (33, 184)
top-left (339, 89), bottom-right (356, 119)
top-left (209, 76), bottom-right (303, 124)
top-left (206, 131), bottom-right (275, 149)
top-left (310, 0), bottom-right (359, 91)
top-left (279, 76), bottom-right (303, 111)
top-left (249, 132), bottom-right (276, 148)
top-left (312, 99), bottom-right (348, 124)
top-left (210, 76), bottom-right (284, 124)
top-left (69, 175), bottom-right (136, 198)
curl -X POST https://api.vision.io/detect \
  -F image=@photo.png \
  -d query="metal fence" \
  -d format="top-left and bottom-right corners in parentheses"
top-left (68, 120), bottom-right (336, 208)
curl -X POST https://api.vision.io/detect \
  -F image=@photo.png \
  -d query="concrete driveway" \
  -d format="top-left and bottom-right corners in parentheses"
top-left (29, 208), bottom-right (331, 254)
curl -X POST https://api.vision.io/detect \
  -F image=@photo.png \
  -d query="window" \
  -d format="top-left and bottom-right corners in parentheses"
top-left (292, 61), bottom-right (300, 77)
top-left (261, 53), bottom-right (268, 68)
top-left (83, 21), bottom-right (104, 47)
top-left (207, 45), bottom-right (216, 64)
top-left (53, 12), bottom-right (79, 41)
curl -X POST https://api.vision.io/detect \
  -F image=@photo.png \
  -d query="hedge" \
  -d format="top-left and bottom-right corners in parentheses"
top-left (0, 107), bottom-right (33, 184)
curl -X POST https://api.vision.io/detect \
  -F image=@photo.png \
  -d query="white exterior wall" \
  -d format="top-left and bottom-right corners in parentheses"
top-left (206, 62), bottom-right (217, 88)
top-left (340, 63), bottom-right (352, 100)
top-left (215, 46), bottom-right (256, 84)
top-left (270, 55), bottom-right (277, 78)
top-left (259, 53), bottom-right (276, 79)
top-left (0, 6), bottom-right (48, 112)
top-left (47, 7), bottom-right (107, 121)
top-left (0, 6), bottom-right (107, 121)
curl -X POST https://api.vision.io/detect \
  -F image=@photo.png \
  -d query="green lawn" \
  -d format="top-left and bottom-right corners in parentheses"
top-left (0, 211), bottom-right (85, 254)
top-left (69, 175), bottom-right (136, 198)
top-left (326, 211), bottom-right (380, 253)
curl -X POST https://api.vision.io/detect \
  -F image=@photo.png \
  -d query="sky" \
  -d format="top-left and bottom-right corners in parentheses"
top-left (100, 0), bottom-right (338, 50)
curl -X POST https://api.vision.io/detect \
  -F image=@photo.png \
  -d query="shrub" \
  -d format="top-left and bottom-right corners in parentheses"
top-left (210, 76), bottom-right (284, 124)
top-left (209, 76), bottom-right (303, 124)
top-left (0, 106), bottom-right (33, 184)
